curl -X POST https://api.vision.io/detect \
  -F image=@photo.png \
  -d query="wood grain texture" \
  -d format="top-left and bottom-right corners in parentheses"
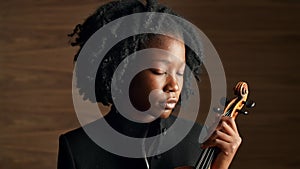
top-left (1, 0), bottom-right (299, 169)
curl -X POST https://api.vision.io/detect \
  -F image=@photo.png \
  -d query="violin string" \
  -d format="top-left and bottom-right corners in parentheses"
top-left (205, 149), bottom-right (215, 169)
top-left (200, 149), bottom-right (210, 169)
top-left (196, 107), bottom-right (233, 169)
top-left (196, 148), bottom-right (208, 169)
top-left (196, 147), bottom-right (215, 169)
top-left (199, 149), bottom-right (209, 169)
top-left (202, 148), bottom-right (211, 169)
top-left (202, 148), bottom-right (215, 169)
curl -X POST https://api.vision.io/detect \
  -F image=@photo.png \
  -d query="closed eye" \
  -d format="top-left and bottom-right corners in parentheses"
top-left (177, 72), bottom-right (184, 76)
top-left (149, 68), bottom-right (166, 75)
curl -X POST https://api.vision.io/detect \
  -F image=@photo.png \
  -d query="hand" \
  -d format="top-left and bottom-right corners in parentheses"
top-left (201, 116), bottom-right (242, 169)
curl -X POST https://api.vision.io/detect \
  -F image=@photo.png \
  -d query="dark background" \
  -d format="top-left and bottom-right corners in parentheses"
top-left (1, 0), bottom-right (299, 168)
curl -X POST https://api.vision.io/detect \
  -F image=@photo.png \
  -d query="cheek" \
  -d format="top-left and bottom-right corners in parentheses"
top-left (176, 76), bottom-right (184, 91)
top-left (178, 77), bottom-right (184, 89)
top-left (129, 72), bottom-right (162, 111)
top-left (176, 77), bottom-right (184, 98)
top-left (138, 71), bottom-right (165, 90)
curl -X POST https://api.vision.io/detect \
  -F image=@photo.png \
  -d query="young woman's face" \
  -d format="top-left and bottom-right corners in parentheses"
top-left (129, 35), bottom-right (185, 120)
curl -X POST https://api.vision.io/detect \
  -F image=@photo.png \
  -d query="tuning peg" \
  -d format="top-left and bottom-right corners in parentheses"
top-left (213, 107), bottom-right (223, 113)
top-left (238, 109), bottom-right (249, 115)
top-left (243, 100), bottom-right (255, 108)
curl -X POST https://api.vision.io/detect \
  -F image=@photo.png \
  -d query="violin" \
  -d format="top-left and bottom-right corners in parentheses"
top-left (175, 81), bottom-right (255, 169)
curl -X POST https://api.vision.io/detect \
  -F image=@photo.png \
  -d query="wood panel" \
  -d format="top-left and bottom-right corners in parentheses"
top-left (1, 0), bottom-right (299, 168)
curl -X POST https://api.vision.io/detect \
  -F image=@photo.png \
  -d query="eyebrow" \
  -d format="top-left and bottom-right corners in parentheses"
top-left (153, 59), bottom-right (171, 64)
top-left (152, 59), bottom-right (185, 66)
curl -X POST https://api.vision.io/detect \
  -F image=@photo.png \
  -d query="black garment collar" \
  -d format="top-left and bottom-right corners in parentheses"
top-left (104, 106), bottom-right (175, 138)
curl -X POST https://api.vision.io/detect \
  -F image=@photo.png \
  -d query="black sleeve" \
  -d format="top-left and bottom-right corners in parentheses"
top-left (57, 134), bottom-right (76, 169)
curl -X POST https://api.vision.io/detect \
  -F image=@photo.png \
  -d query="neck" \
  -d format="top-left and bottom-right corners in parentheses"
top-left (104, 106), bottom-right (162, 138)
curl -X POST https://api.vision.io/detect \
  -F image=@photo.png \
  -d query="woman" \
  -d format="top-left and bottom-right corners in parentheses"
top-left (58, 1), bottom-right (241, 169)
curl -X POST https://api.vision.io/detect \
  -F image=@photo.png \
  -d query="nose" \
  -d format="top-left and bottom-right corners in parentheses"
top-left (163, 75), bottom-right (179, 92)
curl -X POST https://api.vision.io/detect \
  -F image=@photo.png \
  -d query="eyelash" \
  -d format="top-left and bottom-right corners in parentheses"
top-left (150, 69), bottom-right (184, 76)
top-left (177, 72), bottom-right (184, 76)
top-left (150, 69), bottom-right (166, 75)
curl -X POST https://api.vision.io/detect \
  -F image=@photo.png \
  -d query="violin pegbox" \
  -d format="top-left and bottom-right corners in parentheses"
top-left (223, 82), bottom-right (255, 119)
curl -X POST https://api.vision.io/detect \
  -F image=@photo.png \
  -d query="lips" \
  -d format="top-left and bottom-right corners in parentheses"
top-left (159, 98), bottom-right (178, 110)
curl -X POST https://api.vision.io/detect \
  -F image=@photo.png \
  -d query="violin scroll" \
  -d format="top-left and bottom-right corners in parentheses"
top-left (224, 81), bottom-right (255, 119)
top-left (174, 81), bottom-right (255, 169)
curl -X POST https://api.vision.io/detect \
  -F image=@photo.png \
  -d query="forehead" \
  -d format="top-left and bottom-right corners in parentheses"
top-left (143, 35), bottom-right (186, 62)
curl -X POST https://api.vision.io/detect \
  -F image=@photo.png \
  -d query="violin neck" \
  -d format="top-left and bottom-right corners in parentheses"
top-left (195, 110), bottom-right (231, 169)
top-left (195, 147), bottom-right (219, 169)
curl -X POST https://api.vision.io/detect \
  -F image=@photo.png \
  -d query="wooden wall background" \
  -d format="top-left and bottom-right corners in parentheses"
top-left (1, 0), bottom-right (299, 168)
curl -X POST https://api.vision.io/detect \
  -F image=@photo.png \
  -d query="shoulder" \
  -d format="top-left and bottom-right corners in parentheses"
top-left (59, 119), bottom-right (106, 154)
top-left (60, 126), bottom-right (85, 141)
top-left (58, 119), bottom-right (122, 169)
top-left (60, 122), bottom-right (88, 142)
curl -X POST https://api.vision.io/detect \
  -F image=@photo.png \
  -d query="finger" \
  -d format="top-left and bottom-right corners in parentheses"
top-left (215, 123), bottom-right (242, 153)
top-left (215, 116), bottom-right (231, 131)
top-left (221, 116), bottom-right (238, 133)
top-left (201, 138), bottom-right (228, 151)
top-left (202, 129), bottom-right (232, 149)
top-left (219, 120), bottom-right (236, 137)
top-left (202, 117), bottom-right (241, 149)
top-left (215, 130), bottom-right (232, 143)
top-left (201, 131), bottom-right (218, 148)
top-left (214, 138), bottom-right (240, 156)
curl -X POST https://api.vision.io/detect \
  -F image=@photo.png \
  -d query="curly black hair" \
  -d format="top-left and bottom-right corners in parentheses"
top-left (68, 0), bottom-right (202, 106)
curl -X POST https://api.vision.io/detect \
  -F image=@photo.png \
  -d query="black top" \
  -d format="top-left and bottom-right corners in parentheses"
top-left (57, 109), bottom-right (203, 169)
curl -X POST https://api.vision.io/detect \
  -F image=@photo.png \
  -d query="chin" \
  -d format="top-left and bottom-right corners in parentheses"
top-left (159, 110), bottom-right (172, 119)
